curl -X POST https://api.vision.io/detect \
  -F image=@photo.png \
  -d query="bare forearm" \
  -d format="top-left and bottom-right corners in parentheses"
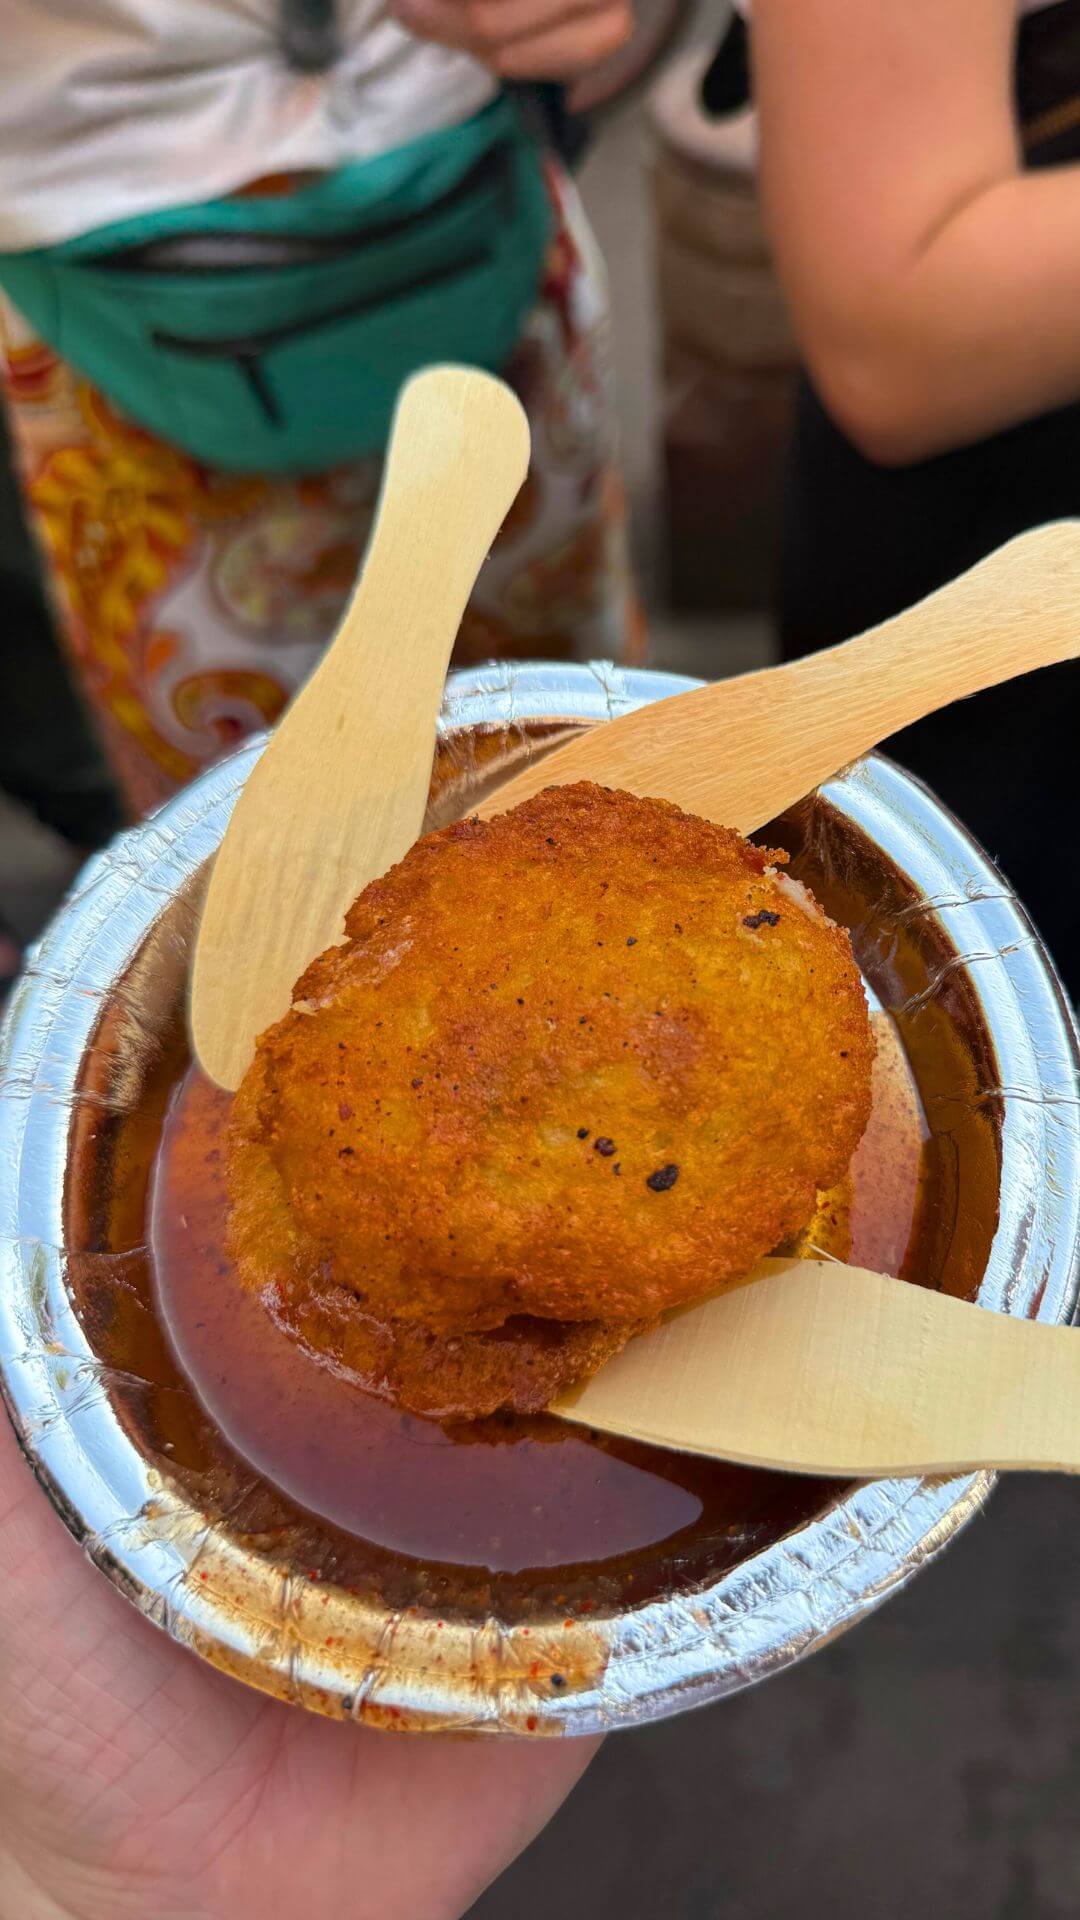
top-left (807, 165), bottom-right (1080, 464)
top-left (750, 0), bottom-right (1080, 464)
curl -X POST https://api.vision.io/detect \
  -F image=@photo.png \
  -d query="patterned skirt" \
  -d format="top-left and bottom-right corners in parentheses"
top-left (0, 165), bottom-right (642, 816)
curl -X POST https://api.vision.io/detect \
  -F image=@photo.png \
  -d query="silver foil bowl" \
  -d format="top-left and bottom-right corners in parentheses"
top-left (2, 662), bottom-right (1079, 1735)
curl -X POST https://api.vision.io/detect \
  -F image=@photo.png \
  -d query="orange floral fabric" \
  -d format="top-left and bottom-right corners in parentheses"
top-left (1, 168), bottom-right (643, 816)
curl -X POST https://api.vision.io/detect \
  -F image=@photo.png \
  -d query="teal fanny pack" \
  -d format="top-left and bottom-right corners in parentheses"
top-left (0, 97), bottom-right (551, 474)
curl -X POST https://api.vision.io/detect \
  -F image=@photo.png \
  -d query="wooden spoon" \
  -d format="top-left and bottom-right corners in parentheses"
top-left (554, 1258), bottom-right (1080, 1478)
top-left (478, 520), bottom-right (1080, 831)
top-left (190, 365), bottom-right (530, 1091)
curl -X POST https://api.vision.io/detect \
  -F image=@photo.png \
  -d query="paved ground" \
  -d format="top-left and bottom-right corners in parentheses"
top-left (470, 1478), bottom-right (1080, 1920)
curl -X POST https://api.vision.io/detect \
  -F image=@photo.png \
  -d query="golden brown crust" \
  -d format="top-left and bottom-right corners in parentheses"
top-left (227, 1053), bottom-right (645, 1420)
top-left (270, 1285), bottom-right (644, 1423)
top-left (227, 782), bottom-right (874, 1409)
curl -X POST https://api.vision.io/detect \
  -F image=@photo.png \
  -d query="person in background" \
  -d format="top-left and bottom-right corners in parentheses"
top-left (0, 0), bottom-right (642, 820)
top-left (708, 0), bottom-right (1080, 994)
top-left (0, 407), bottom-right (125, 996)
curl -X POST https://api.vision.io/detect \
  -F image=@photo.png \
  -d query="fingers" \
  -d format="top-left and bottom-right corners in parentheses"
top-left (494, 10), bottom-right (633, 78)
top-left (392, 0), bottom-right (633, 77)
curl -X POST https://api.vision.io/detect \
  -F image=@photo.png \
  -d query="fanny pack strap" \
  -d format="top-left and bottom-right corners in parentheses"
top-left (279, 0), bottom-right (342, 71)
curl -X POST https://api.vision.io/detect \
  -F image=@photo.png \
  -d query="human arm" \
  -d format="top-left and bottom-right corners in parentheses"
top-left (0, 1411), bottom-right (596, 1920)
top-left (752, 0), bottom-right (1080, 464)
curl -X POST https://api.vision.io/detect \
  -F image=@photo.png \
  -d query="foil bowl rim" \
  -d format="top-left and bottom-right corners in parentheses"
top-left (1, 658), bottom-right (1078, 1735)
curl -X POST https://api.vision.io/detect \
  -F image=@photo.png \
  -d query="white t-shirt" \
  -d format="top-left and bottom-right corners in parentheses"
top-left (0, 1), bottom-right (497, 251)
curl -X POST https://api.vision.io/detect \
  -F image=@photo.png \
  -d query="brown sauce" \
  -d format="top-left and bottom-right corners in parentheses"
top-left (149, 1011), bottom-right (926, 1579)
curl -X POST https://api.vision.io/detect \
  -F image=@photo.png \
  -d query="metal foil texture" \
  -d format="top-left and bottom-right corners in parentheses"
top-left (1, 661), bottom-right (1079, 1735)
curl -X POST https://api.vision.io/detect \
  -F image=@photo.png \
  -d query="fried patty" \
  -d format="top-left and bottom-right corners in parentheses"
top-left (226, 781), bottom-right (873, 1415)
top-left (228, 1051), bottom-right (645, 1420)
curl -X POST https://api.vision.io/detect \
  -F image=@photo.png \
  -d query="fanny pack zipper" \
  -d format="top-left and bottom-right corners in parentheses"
top-left (91, 144), bottom-right (515, 274)
top-left (150, 241), bottom-right (492, 424)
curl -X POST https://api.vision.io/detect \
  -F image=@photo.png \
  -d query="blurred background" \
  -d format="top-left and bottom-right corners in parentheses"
top-left (471, 1479), bottom-right (1080, 1920)
top-left (4, 7), bottom-right (1080, 1914)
